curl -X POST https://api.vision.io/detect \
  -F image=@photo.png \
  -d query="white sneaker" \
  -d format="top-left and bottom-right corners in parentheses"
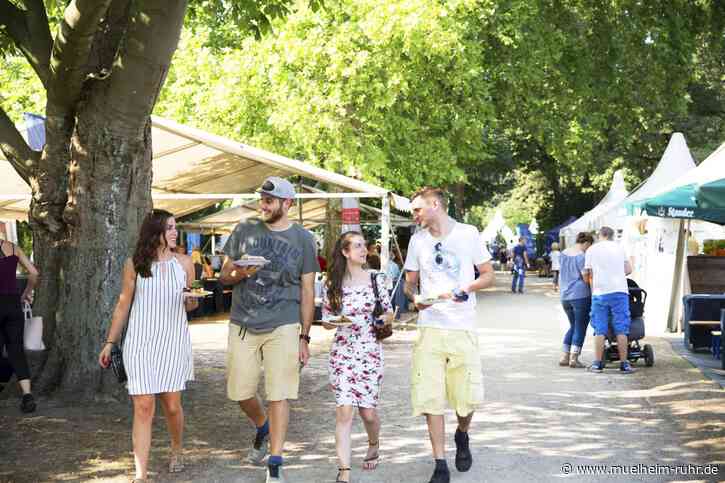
top-left (245, 431), bottom-right (269, 465)
top-left (266, 464), bottom-right (286, 483)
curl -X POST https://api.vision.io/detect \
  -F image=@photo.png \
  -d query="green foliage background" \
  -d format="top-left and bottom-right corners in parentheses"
top-left (3, 0), bottom-right (724, 231)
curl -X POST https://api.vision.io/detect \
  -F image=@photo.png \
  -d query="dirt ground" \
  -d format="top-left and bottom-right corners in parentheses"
top-left (2, 275), bottom-right (724, 483)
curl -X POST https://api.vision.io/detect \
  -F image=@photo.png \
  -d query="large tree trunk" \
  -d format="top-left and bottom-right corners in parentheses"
top-left (22, 0), bottom-right (189, 395)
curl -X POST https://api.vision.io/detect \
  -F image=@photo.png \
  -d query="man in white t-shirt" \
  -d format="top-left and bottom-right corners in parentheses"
top-left (583, 226), bottom-right (634, 374)
top-left (403, 187), bottom-right (494, 483)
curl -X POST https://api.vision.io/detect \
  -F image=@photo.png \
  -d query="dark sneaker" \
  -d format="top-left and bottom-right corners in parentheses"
top-left (20, 393), bottom-right (36, 413)
top-left (454, 429), bottom-right (472, 472)
top-left (620, 361), bottom-right (636, 374)
top-left (428, 466), bottom-right (450, 483)
top-left (587, 362), bottom-right (604, 373)
top-left (266, 463), bottom-right (286, 483)
top-left (246, 430), bottom-right (269, 464)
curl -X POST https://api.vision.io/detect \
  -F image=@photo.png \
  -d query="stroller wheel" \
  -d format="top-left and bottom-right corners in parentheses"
top-left (643, 344), bottom-right (654, 367)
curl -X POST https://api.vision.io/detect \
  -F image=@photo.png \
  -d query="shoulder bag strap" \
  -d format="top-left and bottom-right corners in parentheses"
top-left (370, 271), bottom-right (381, 303)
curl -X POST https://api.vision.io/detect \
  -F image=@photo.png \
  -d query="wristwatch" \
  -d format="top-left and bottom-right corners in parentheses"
top-left (299, 334), bottom-right (311, 343)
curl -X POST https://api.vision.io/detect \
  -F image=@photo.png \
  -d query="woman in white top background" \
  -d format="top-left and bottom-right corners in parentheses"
top-left (550, 242), bottom-right (561, 291)
top-left (99, 209), bottom-right (198, 482)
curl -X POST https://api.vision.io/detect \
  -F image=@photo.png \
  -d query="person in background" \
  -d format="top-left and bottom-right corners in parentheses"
top-left (584, 226), bottom-right (634, 374)
top-left (550, 242), bottom-right (561, 291)
top-left (99, 209), bottom-right (198, 482)
top-left (686, 230), bottom-right (700, 256)
top-left (0, 239), bottom-right (39, 413)
top-left (558, 233), bottom-right (594, 368)
top-left (511, 237), bottom-right (529, 293)
top-left (175, 244), bottom-right (187, 255)
top-left (321, 231), bottom-right (395, 483)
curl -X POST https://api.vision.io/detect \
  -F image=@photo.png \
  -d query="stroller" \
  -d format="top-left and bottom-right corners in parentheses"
top-left (602, 279), bottom-right (655, 367)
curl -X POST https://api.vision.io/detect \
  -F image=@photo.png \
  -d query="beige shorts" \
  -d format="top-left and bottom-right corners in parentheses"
top-left (227, 323), bottom-right (300, 402)
top-left (410, 327), bottom-right (483, 417)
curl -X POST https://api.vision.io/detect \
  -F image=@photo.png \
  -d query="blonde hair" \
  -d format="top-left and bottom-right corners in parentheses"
top-left (551, 242), bottom-right (559, 250)
top-left (191, 249), bottom-right (203, 265)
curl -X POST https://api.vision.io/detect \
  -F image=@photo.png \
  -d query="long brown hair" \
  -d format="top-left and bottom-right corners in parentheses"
top-left (326, 231), bottom-right (364, 314)
top-left (133, 209), bottom-right (174, 278)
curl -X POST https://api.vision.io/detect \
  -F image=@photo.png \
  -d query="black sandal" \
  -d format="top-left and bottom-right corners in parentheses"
top-left (335, 466), bottom-right (351, 483)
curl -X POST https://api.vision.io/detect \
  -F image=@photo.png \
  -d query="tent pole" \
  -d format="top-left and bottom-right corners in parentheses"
top-left (666, 219), bottom-right (687, 332)
top-left (380, 194), bottom-right (390, 271)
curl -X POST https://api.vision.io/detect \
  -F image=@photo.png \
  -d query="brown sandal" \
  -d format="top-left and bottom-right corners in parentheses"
top-left (335, 466), bottom-right (351, 482)
top-left (362, 439), bottom-right (379, 470)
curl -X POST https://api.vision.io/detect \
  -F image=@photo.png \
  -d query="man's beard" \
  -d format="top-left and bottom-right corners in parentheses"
top-left (262, 204), bottom-right (284, 224)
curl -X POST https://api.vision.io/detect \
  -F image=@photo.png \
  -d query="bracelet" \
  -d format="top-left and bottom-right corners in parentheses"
top-left (299, 334), bottom-right (311, 343)
top-left (104, 341), bottom-right (116, 346)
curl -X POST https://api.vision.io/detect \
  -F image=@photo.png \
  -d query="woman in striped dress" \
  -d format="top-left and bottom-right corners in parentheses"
top-left (99, 210), bottom-right (197, 482)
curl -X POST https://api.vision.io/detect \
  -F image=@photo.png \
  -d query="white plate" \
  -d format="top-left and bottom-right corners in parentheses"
top-left (414, 295), bottom-right (448, 305)
top-left (183, 290), bottom-right (213, 298)
top-left (322, 316), bottom-right (354, 326)
top-left (233, 258), bottom-right (270, 267)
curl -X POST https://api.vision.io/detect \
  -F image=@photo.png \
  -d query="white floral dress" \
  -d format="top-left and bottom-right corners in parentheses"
top-left (323, 271), bottom-right (392, 408)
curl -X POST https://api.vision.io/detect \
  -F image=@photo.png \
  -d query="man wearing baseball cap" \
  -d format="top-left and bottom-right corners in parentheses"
top-left (219, 176), bottom-right (320, 483)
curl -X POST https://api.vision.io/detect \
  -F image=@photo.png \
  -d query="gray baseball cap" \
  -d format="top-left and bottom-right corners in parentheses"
top-left (257, 176), bottom-right (296, 199)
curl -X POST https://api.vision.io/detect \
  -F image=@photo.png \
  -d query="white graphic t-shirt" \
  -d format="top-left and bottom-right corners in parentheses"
top-left (404, 220), bottom-right (491, 331)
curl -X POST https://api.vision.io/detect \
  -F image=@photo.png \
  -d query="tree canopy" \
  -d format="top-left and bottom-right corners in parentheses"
top-left (154, 0), bottom-right (725, 227)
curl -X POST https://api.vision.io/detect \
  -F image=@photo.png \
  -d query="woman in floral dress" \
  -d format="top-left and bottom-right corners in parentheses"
top-left (322, 231), bottom-right (394, 483)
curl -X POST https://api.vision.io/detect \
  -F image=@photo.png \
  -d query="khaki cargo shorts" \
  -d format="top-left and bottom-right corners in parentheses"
top-left (226, 323), bottom-right (300, 402)
top-left (410, 327), bottom-right (483, 417)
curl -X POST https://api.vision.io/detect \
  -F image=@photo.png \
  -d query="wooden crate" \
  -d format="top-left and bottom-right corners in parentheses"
top-left (688, 256), bottom-right (725, 294)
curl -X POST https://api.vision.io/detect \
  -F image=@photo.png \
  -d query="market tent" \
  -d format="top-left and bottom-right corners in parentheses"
top-left (560, 170), bottom-right (628, 245)
top-left (179, 196), bottom-right (412, 233)
top-left (544, 216), bottom-right (575, 252)
top-left (480, 210), bottom-right (506, 244)
top-left (1, 115), bottom-right (391, 217)
top-left (637, 141), bottom-right (725, 332)
top-left (643, 142), bottom-right (725, 224)
top-left (0, 115), bottom-right (408, 264)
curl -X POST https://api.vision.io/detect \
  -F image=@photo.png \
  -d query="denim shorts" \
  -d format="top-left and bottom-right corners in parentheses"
top-left (590, 292), bottom-right (631, 336)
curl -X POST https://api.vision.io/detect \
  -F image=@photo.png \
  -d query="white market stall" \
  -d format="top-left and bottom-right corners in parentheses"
top-left (560, 170), bottom-right (629, 246)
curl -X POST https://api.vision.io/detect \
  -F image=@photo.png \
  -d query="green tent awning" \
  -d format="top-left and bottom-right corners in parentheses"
top-left (642, 142), bottom-right (725, 225)
top-left (696, 178), bottom-right (725, 210)
top-left (644, 182), bottom-right (725, 225)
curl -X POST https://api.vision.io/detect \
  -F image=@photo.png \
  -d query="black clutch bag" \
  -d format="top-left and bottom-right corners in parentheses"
top-left (110, 345), bottom-right (127, 384)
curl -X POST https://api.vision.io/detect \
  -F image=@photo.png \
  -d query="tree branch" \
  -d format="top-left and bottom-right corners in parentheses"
top-left (0, 106), bottom-right (35, 185)
top-left (96, 0), bottom-right (188, 132)
top-left (0, 0), bottom-right (53, 87)
top-left (48, 0), bottom-right (113, 111)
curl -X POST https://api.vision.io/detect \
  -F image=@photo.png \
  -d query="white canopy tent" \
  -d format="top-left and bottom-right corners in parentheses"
top-left (480, 209), bottom-right (518, 249)
top-left (616, 134), bottom-right (698, 334)
top-left (639, 141), bottom-right (725, 332)
top-left (560, 170), bottom-right (629, 246)
top-left (0, 116), bottom-right (409, 266)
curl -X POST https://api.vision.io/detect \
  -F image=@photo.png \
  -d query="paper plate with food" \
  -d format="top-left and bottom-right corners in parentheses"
top-left (233, 255), bottom-right (271, 267)
top-left (183, 281), bottom-right (213, 298)
top-left (414, 293), bottom-right (449, 305)
top-left (323, 315), bottom-right (355, 327)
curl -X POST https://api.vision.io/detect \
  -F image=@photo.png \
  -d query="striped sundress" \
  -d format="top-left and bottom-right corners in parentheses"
top-left (123, 256), bottom-right (194, 395)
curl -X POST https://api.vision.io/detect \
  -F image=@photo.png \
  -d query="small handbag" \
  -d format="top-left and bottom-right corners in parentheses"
top-left (23, 303), bottom-right (46, 351)
top-left (370, 272), bottom-right (393, 341)
top-left (108, 290), bottom-right (134, 384)
top-left (110, 344), bottom-right (127, 384)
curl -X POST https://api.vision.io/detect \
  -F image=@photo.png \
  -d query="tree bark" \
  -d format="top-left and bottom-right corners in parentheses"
top-left (28, 0), bottom-right (188, 394)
